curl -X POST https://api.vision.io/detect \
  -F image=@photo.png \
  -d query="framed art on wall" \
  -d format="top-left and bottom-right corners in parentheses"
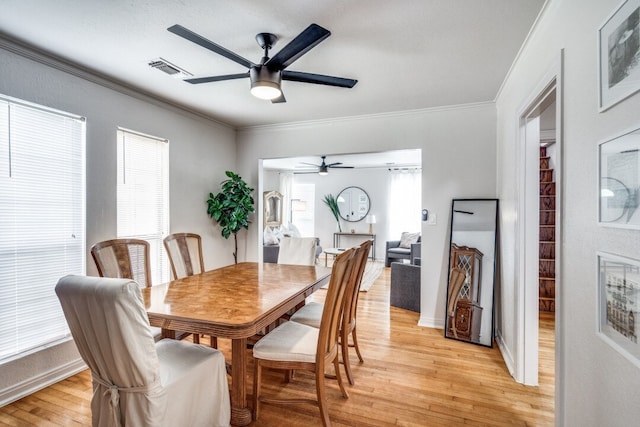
top-left (598, 0), bottom-right (640, 111)
top-left (598, 125), bottom-right (640, 228)
top-left (597, 252), bottom-right (640, 368)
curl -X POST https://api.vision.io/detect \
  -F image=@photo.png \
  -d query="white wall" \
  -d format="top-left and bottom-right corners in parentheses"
top-left (497, 0), bottom-right (640, 424)
top-left (0, 41), bottom-right (237, 403)
top-left (236, 103), bottom-right (497, 329)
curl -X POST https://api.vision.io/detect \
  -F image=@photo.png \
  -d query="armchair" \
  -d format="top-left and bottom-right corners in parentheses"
top-left (390, 261), bottom-right (421, 312)
top-left (385, 237), bottom-right (421, 267)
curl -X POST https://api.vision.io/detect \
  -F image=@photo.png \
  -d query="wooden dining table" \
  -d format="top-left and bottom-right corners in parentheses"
top-left (142, 261), bottom-right (331, 426)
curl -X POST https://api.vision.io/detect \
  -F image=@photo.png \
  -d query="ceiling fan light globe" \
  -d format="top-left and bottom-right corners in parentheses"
top-left (250, 84), bottom-right (281, 100)
top-left (318, 170), bottom-right (328, 176)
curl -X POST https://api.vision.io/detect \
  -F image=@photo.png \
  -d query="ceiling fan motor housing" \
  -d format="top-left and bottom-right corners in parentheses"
top-left (250, 67), bottom-right (281, 94)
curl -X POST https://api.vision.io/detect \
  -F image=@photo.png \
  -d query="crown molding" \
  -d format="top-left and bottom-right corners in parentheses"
top-left (0, 33), bottom-right (233, 131)
top-left (238, 101), bottom-right (495, 134)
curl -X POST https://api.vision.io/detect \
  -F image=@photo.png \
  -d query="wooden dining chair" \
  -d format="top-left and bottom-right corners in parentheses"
top-left (91, 238), bottom-right (153, 287)
top-left (252, 247), bottom-right (357, 426)
top-left (290, 240), bottom-right (372, 385)
top-left (163, 232), bottom-right (205, 279)
top-left (163, 232), bottom-right (216, 348)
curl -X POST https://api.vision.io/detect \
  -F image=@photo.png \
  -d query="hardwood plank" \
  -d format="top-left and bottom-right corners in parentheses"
top-left (0, 266), bottom-right (555, 426)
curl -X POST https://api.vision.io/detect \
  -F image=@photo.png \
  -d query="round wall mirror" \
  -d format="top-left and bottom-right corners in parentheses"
top-left (337, 186), bottom-right (370, 222)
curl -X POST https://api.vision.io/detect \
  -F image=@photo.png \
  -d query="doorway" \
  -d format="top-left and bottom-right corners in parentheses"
top-left (518, 77), bottom-right (561, 387)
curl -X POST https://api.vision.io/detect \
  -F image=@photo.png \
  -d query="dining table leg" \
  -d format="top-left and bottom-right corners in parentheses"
top-left (230, 337), bottom-right (252, 426)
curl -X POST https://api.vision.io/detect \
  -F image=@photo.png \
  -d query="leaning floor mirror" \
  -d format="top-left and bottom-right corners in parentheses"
top-left (445, 199), bottom-right (499, 347)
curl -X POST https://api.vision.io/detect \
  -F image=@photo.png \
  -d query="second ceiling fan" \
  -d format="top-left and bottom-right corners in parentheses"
top-left (299, 156), bottom-right (354, 175)
top-left (167, 23), bottom-right (358, 103)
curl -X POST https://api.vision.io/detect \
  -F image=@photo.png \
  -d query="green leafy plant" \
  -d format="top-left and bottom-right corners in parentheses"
top-left (323, 193), bottom-right (342, 232)
top-left (206, 171), bottom-right (255, 264)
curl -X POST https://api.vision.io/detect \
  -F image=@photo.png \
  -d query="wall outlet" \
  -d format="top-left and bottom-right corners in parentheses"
top-left (427, 213), bottom-right (437, 225)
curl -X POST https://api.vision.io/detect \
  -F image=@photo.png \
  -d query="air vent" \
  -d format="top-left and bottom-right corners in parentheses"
top-left (148, 57), bottom-right (192, 78)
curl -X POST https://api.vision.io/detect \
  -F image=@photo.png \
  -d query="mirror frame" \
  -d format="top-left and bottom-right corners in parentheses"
top-left (263, 191), bottom-right (283, 228)
top-left (336, 186), bottom-right (370, 222)
top-left (444, 198), bottom-right (499, 347)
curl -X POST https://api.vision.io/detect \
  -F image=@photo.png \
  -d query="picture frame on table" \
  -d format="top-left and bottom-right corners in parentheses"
top-left (598, 0), bottom-right (640, 111)
top-left (598, 125), bottom-right (640, 228)
top-left (597, 252), bottom-right (640, 369)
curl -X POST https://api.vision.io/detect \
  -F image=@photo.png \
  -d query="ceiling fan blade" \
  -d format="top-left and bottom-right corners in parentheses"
top-left (300, 162), bottom-right (321, 167)
top-left (185, 73), bottom-right (249, 84)
top-left (282, 70), bottom-right (357, 88)
top-left (266, 23), bottom-right (330, 71)
top-left (271, 92), bottom-right (287, 103)
top-left (329, 165), bottom-right (354, 169)
top-left (325, 162), bottom-right (343, 167)
top-left (168, 24), bottom-right (256, 69)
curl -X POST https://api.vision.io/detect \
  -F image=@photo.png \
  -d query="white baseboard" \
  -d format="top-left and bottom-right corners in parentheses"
top-left (418, 315), bottom-right (444, 329)
top-left (495, 329), bottom-right (516, 379)
top-left (0, 358), bottom-right (87, 407)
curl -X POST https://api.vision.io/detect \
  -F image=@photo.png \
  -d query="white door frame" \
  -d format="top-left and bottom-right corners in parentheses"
top-left (514, 50), bottom-right (563, 392)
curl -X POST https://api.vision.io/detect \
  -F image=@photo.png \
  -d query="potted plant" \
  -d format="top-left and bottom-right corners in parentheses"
top-left (323, 193), bottom-right (342, 232)
top-left (206, 171), bottom-right (255, 264)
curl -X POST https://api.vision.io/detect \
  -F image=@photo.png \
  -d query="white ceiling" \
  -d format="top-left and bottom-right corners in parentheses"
top-left (0, 0), bottom-right (545, 129)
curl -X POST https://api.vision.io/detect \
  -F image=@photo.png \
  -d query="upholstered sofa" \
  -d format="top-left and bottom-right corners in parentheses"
top-left (385, 237), bottom-right (421, 267)
top-left (390, 258), bottom-right (421, 312)
top-left (263, 238), bottom-right (322, 263)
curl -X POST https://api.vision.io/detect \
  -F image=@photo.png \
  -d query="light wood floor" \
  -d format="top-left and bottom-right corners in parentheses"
top-left (0, 267), bottom-right (555, 426)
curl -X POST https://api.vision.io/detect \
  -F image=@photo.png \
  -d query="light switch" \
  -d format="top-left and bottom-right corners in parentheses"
top-left (427, 213), bottom-right (437, 225)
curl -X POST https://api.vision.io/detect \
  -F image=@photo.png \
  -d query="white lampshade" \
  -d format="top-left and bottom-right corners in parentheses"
top-left (366, 214), bottom-right (376, 224)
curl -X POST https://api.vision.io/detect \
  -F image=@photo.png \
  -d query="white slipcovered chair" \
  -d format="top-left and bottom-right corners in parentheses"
top-left (277, 236), bottom-right (317, 266)
top-left (55, 275), bottom-right (230, 427)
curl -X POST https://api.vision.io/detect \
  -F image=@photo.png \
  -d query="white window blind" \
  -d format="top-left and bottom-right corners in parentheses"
top-left (116, 129), bottom-right (169, 285)
top-left (0, 96), bottom-right (86, 363)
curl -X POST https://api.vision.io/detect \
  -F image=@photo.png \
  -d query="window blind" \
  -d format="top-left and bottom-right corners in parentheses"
top-left (116, 128), bottom-right (169, 285)
top-left (0, 96), bottom-right (85, 362)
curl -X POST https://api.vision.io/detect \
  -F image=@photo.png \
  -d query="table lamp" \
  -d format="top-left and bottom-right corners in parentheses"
top-left (365, 214), bottom-right (376, 234)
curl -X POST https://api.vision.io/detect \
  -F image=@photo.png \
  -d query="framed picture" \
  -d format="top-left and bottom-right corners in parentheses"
top-left (598, 125), bottom-right (640, 228)
top-left (597, 252), bottom-right (640, 368)
top-left (598, 0), bottom-right (640, 111)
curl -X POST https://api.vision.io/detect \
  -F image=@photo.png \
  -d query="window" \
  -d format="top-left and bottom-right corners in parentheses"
top-left (116, 128), bottom-right (169, 285)
top-left (291, 183), bottom-right (316, 237)
top-left (387, 169), bottom-right (422, 237)
top-left (0, 95), bottom-right (86, 362)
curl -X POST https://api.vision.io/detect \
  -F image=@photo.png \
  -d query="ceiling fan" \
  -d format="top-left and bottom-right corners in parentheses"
top-left (298, 156), bottom-right (354, 175)
top-left (167, 23), bottom-right (358, 103)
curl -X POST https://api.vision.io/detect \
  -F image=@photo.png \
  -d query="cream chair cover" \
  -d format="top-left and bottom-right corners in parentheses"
top-left (277, 236), bottom-right (317, 266)
top-left (55, 275), bottom-right (230, 427)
